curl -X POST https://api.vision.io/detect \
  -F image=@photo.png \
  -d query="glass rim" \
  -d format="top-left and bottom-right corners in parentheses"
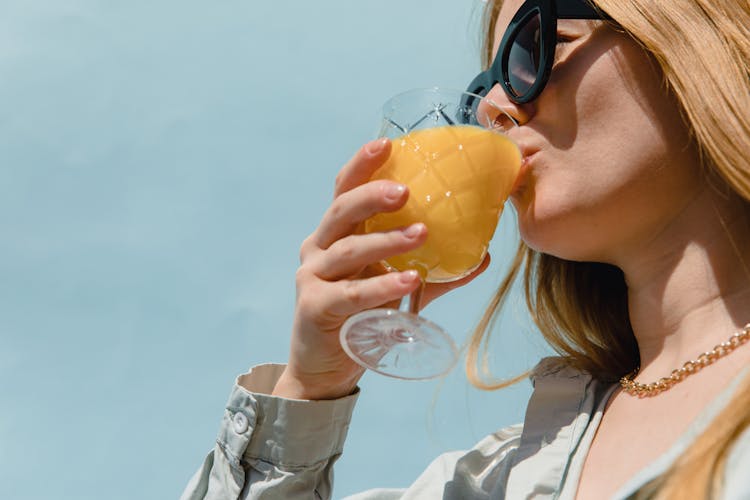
top-left (381, 87), bottom-right (518, 130)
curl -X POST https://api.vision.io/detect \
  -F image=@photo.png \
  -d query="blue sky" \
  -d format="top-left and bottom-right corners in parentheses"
top-left (0, 1), bottom-right (551, 498)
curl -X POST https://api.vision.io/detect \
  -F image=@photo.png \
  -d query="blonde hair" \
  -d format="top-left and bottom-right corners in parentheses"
top-left (467, 0), bottom-right (750, 497)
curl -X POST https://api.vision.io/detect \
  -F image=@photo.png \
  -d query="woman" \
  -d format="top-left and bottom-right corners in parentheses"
top-left (182, 0), bottom-right (750, 498)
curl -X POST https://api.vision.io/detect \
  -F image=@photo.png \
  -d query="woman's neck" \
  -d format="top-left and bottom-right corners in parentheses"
top-left (618, 186), bottom-right (750, 379)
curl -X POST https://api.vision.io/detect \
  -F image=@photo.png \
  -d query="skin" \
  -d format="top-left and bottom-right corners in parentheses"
top-left (269, 0), bottom-right (750, 497)
top-left (486, 1), bottom-right (750, 498)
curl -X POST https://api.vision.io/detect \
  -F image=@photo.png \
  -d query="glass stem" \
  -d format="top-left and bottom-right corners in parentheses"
top-left (408, 279), bottom-right (426, 315)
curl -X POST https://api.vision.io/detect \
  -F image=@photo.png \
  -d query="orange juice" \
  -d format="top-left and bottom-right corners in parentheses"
top-left (366, 125), bottom-right (521, 282)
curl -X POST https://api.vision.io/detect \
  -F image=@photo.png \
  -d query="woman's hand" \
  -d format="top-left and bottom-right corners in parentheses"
top-left (272, 138), bottom-right (489, 401)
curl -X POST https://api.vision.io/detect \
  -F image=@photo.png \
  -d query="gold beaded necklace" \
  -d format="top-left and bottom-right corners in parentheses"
top-left (619, 323), bottom-right (750, 397)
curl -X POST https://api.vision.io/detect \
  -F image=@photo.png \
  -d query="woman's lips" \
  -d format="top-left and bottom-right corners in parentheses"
top-left (510, 150), bottom-right (538, 196)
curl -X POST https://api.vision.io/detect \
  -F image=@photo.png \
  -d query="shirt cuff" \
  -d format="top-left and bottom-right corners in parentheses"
top-left (216, 363), bottom-right (360, 469)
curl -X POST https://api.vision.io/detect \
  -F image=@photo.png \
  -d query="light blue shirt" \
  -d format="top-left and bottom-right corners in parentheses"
top-left (180, 358), bottom-right (750, 499)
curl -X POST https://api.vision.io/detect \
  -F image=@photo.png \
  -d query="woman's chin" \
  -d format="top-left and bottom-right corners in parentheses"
top-left (517, 215), bottom-right (600, 262)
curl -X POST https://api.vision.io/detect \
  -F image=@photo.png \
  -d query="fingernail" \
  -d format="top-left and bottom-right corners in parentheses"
top-left (365, 137), bottom-right (389, 156)
top-left (403, 223), bottom-right (424, 239)
top-left (385, 183), bottom-right (406, 201)
top-left (399, 270), bottom-right (419, 284)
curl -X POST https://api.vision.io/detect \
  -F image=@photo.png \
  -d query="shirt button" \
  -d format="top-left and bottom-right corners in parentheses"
top-left (233, 412), bottom-right (249, 434)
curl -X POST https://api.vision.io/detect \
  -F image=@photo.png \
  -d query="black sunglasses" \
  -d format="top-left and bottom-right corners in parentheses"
top-left (465, 0), bottom-right (611, 106)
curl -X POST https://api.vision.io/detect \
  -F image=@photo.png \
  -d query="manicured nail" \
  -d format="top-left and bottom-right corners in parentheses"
top-left (384, 183), bottom-right (406, 201)
top-left (365, 137), bottom-right (389, 156)
top-left (403, 223), bottom-right (424, 239)
top-left (399, 270), bottom-right (419, 284)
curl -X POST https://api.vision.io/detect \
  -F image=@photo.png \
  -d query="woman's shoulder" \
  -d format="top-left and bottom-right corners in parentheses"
top-left (529, 356), bottom-right (595, 387)
top-left (345, 357), bottom-right (603, 500)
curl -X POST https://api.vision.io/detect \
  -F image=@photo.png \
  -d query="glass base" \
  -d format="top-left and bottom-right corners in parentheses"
top-left (339, 308), bottom-right (459, 380)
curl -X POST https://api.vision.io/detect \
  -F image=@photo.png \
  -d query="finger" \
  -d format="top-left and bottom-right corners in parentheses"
top-left (334, 138), bottom-right (392, 198)
top-left (311, 223), bottom-right (427, 280)
top-left (421, 253), bottom-right (492, 307)
top-left (325, 270), bottom-right (422, 317)
top-left (314, 179), bottom-right (409, 250)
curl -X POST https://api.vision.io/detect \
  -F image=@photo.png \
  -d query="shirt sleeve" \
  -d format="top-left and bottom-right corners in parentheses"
top-left (180, 363), bottom-right (359, 500)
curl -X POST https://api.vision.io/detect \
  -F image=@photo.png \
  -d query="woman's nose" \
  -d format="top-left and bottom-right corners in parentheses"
top-left (478, 83), bottom-right (534, 128)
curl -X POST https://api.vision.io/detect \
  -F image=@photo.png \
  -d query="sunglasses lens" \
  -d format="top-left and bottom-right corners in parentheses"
top-left (508, 12), bottom-right (542, 97)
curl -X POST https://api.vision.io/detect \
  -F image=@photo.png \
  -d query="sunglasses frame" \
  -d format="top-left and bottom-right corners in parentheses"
top-left (466, 0), bottom-right (611, 105)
